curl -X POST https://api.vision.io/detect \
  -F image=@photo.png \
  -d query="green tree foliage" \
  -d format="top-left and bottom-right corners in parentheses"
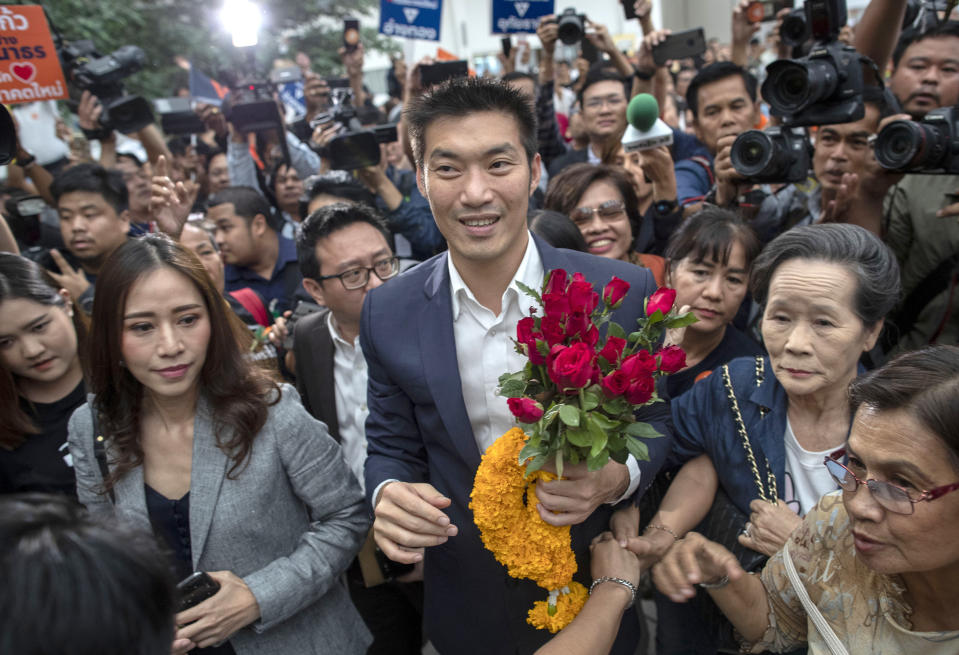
top-left (45, 0), bottom-right (393, 100)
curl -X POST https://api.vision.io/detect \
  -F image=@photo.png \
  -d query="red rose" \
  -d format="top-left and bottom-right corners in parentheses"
top-left (621, 350), bottom-right (657, 380)
top-left (517, 316), bottom-right (537, 343)
top-left (565, 311), bottom-right (589, 340)
top-left (547, 342), bottom-right (595, 391)
top-left (540, 315), bottom-right (566, 347)
top-left (657, 345), bottom-right (687, 374)
top-left (647, 287), bottom-right (677, 317)
top-left (597, 336), bottom-right (627, 365)
top-left (545, 269), bottom-right (568, 295)
top-left (568, 279), bottom-right (599, 315)
top-left (600, 369), bottom-right (630, 397)
top-left (602, 277), bottom-right (630, 309)
top-left (507, 397), bottom-right (545, 423)
top-left (543, 292), bottom-right (570, 321)
top-left (625, 375), bottom-right (655, 405)
top-left (582, 324), bottom-right (600, 348)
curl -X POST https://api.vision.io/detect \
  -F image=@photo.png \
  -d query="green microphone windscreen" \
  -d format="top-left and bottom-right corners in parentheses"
top-left (626, 94), bottom-right (660, 132)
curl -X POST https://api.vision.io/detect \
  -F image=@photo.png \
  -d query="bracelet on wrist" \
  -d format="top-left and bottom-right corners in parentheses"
top-left (589, 576), bottom-right (637, 609)
top-left (645, 523), bottom-right (679, 542)
top-left (14, 152), bottom-right (36, 168)
top-left (633, 68), bottom-right (655, 81)
top-left (698, 575), bottom-right (730, 590)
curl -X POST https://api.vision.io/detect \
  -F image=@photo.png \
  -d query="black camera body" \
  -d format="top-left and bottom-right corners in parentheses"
top-left (761, 0), bottom-right (873, 128)
top-left (731, 126), bottom-right (812, 183)
top-left (58, 40), bottom-right (153, 134)
top-left (874, 106), bottom-right (959, 175)
top-left (222, 81), bottom-right (284, 134)
top-left (780, 8), bottom-right (810, 47)
top-left (308, 88), bottom-right (398, 170)
top-left (557, 8), bottom-right (586, 45)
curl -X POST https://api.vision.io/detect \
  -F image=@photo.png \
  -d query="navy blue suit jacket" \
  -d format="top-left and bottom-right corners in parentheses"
top-left (361, 235), bottom-right (672, 655)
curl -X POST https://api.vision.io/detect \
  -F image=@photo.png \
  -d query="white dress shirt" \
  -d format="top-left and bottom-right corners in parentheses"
top-left (328, 312), bottom-right (370, 493)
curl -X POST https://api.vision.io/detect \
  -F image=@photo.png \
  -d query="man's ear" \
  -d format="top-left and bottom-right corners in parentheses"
top-left (415, 165), bottom-right (427, 198)
top-left (528, 153), bottom-right (542, 196)
top-left (302, 277), bottom-right (326, 306)
top-left (118, 209), bottom-right (132, 233)
top-left (250, 213), bottom-right (268, 239)
top-left (751, 100), bottom-right (762, 127)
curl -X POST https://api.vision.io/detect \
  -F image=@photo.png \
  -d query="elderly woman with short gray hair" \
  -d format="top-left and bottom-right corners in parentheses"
top-left (624, 223), bottom-right (901, 655)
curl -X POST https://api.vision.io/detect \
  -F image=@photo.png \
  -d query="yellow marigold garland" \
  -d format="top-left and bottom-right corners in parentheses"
top-left (469, 427), bottom-right (588, 633)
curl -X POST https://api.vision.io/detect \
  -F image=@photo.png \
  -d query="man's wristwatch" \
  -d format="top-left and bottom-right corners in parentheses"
top-left (633, 68), bottom-right (655, 81)
top-left (15, 152), bottom-right (36, 168)
top-left (653, 198), bottom-right (678, 215)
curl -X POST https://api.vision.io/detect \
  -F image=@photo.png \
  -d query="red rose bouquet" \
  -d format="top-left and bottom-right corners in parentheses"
top-left (470, 269), bottom-right (695, 632)
top-left (500, 270), bottom-right (695, 475)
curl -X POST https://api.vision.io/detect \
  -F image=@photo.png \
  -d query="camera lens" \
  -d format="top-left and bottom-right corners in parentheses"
top-left (763, 58), bottom-right (837, 116)
top-left (558, 9), bottom-right (584, 45)
top-left (730, 130), bottom-right (775, 177)
top-left (780, 10), bottom-right (809, 47)
top-left (875, 119), bottom-right (946, 171)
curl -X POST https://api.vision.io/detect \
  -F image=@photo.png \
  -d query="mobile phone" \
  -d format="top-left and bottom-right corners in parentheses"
top-left (580, 38), bottom-right (600, 64)
top-left (420, 60), bottom-right (469, 87)
top-left (269, 66), bottom-right (303, 85)
top-left (652, 28), bottom-right (707, 67)
top-left (343, 18), bottom-right (360, 53)
top-left (746, 0), bottom-right (794, 23)
top-left (501, 36), bottom-right (512, 59)
top-left (283, 300), bottom-right (323, 350)
top-left (621, 0), bottom-right (638, 20)
top-left (176, 572), bottom-right (220, 613)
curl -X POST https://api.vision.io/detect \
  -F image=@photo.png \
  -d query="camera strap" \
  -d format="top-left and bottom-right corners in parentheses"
top-left (90, 405), bottom-right (115, 503)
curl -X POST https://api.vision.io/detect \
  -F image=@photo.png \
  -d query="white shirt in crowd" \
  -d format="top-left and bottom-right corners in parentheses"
top-left (329, 311), bottom-right (370, 493)
top-left (783, 418), bottom-right (839, 516)
top-left (11, 101), bottom-right (69, 165)
top-left (447, 233), bottom-right (640, 499)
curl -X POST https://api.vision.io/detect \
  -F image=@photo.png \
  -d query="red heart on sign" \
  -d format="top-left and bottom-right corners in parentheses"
top-left (11, 62), bottom-right (36, 83)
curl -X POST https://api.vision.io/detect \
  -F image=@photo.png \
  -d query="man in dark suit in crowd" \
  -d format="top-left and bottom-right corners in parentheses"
top-left (361, 77), bottom-right (672, 654)
top-left (291, 202), bottom-right (423, 654)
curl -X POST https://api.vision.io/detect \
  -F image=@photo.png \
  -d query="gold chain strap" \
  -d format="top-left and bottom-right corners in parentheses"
top-left (721, 359), bottom-right (778, 504)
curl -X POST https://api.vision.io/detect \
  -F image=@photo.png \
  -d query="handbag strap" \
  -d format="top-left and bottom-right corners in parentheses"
top-left (91, 405), bottom-right (115, 502)
top-left (720, 357), bottom-right (778, 503)
top-left (783, 540), bottom-right (849, 655)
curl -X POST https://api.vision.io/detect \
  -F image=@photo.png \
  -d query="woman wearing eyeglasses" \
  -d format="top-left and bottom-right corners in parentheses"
top-left (543, 163), bottom-right (666, 286)
top-left (653, 345), bottom-right (959, 653)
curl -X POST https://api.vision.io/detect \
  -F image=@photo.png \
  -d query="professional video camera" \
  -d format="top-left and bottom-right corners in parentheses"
top-left (222, 80), bottom-right (285, 134)
top-left (761, 0), bottom-right (877, 127)
top-left (57, 39), bottom-right (154, 134)
top-left (730, 126), bottom-right (812, 183)
top-left (874, 106), bottom-right (959, 174)
top-left (308, 87), bottom-right (398, 170)
top-left (4, 193), bottom-right (59, 271)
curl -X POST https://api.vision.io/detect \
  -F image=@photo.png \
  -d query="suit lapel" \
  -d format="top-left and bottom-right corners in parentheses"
top-left (188, 394), bottom-right (229, 567)
top-left (315, 312), bottom-right (340, 443)
top-left (420, 255), bottom-right (481, 470)
top-left (111, 453), bottom-right (150, 529)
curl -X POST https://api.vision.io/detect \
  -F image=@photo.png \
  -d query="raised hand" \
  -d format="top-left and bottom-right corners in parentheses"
top-left (150, 155), bottom-right (197, 238)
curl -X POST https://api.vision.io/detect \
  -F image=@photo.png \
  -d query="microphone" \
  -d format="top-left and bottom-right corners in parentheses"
top-left (621, 93), bottom-right (673, 152)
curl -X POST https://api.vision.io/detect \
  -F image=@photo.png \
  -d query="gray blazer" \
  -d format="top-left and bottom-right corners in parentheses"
top-left (67, 384), bottom-right (372, 655)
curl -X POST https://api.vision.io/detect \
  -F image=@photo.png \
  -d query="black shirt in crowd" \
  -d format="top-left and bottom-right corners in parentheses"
top-left (663, 326), bottom-right (764, 400)
top-left (0, 381), bottom-right (85, 498)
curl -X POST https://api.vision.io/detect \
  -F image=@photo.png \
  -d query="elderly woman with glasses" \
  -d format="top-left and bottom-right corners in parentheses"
top-left (653, 345), bottom-right (959, 653)
top-left (544, 163), bottom-right (666, 286)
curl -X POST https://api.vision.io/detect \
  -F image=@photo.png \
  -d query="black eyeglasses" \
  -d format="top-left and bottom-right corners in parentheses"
top-left (319, 257), bottom-right (400, 290)
top-left (569, 200), bottom-right (627, 226)
top-left (824, 448), bottom-right (959, 515)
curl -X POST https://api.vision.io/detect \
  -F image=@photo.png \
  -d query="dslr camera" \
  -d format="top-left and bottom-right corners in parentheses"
top-left (557, 8), bottom-right (587, 45)
top-left (762, 0), bottom-right (875, 127)
top-left (731, 126), bottom-right (812, 183)
top-left (874, 106), bottom-right (959, 175)
top-left (308, 87), bottom-right (398, 170)
top-left (57, 39), bottom-right (154, 134)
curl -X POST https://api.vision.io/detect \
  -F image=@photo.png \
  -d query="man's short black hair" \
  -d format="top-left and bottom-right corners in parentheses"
top-left (405, 76), bottom-right (538, 169)
top-left (686, 62), bottom-right (758, 118)
top-left (0, 494), bottom-right (176, 655)
top-left (577, 69), bottom-right (629, 107)
top-left (300, 171), bottom-right (376, 218)
top-left (892, 21), bottom-right (959, 69)
top-left (50, 163), bottom-right (129, 214)
top-left (296, 202), bottom-right (393, 280)
top-left (207, 186), bottom-right (281, 232)
top-left (204, 148), bottom-right (227, 172)
top-left (167, 136), bottom-right (191, 157)
top-left (502, 71), bottom-right (537, 87)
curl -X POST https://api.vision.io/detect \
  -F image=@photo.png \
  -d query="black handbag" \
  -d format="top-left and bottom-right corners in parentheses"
top-left (698, 357), bottom-right (779, 653)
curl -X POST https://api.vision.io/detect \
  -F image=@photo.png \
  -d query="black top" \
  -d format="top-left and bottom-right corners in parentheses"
top-left (146, 485), bottom-right (236, 655)
top-left (663, 326), bottom-right (764, 400)
top-left (0, 381), bottom-right (85, 498)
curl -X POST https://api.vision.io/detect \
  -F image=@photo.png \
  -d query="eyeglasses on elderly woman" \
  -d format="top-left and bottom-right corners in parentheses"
top-left (824, 448), bottom-right (959, 515)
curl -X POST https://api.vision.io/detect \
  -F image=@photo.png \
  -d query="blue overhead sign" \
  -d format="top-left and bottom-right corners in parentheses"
top-left (492, 0), bottom-right (554, 34)
top-left (380, 0), bottom-right (442, 42)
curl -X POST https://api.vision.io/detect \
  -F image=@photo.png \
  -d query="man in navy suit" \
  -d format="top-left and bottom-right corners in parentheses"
top-left (361, 77), bottom-right (672, 654)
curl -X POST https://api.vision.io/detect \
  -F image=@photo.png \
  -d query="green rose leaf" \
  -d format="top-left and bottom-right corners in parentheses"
top-left (559, 404), bottom-right (581, 427)
top-left (602, 397), bottom-right (630, 415)
top-left (626, 436), bottom-right (650, 462)
top-left (607, 321), bottom-right (626, 339)
top-left (625, 421), bottom-right (663, 439)
top-left (587, 448), bottom-right (610, 471)
top-left (518, 441), bottom-right (543, 464)
top-left (499, 379), bottom-right (527, 398)
top-left (591, 413), bottom-right (621, 431)
top-left (665, 313), bottom-right (700, 329)
top-left (525, 452), bottom-right (549, 475)
top-left (581, 389), bottom-right (601, 411)
top-left (517, 280), bottom-right (543, 305)
top-left (565, 426), bottom-right (591, 447)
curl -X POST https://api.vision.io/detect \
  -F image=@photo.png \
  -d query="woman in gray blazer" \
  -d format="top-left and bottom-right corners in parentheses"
top-left (68, 234), bottom-right (371, 655)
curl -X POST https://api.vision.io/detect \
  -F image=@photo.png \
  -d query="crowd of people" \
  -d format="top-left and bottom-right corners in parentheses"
top-left (1, 0), bottom-right (959, 653)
